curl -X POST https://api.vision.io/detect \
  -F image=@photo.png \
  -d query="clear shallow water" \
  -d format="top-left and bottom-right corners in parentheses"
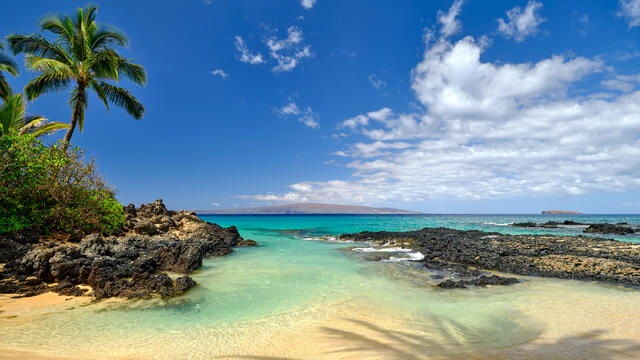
top-left (1, 215), bottom-right (640, 359)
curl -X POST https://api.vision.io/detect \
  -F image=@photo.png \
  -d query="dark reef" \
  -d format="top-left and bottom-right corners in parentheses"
top-left (339, 227), bottom-right (640, 288)
top-left (0, 200), bottom-right (256, 300)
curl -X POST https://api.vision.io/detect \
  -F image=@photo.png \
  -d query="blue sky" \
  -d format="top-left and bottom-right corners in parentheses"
top-left (2, 0), bottom-right (640, 213)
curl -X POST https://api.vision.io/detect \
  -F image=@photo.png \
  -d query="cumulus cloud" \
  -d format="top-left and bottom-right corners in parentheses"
top-left (277, 101), bottom-right (319, 129)
top-left (618, 0), bottom-right (640, 28)
top-left (497, 1), bottom-right (545, 42)
top-left (266, 26), bottom-right (313, 72)
top-left (601, 74), bottom-right (640, 92)
top-left (438, 0), bottom-right (464, 37)
top-left (301, 0), bottom-right (316, 9)
top-left (235, 36), bottom-right (265, 64)
top-left (243, 1), bottom-right (640, 205)
top-left (368, 74), bottom-right (386, 90)
top-left (210, 69), bottom-right (229, 79)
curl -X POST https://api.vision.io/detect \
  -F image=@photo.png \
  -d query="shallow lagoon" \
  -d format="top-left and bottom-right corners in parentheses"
top-left (1, 215), bottom-right (640, 359)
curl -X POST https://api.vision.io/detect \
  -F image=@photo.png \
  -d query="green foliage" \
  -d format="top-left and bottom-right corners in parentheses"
top-left (7, 4), bottom-right (146, 146)
top-left (0, 93), bottom-right (68, 137)
top-left (0, 40), bottom-right (19, 101)
top-left (0, 132), bottom-right (125, 234)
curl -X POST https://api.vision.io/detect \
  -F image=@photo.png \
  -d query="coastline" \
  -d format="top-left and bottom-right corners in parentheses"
top-left (1, 274), bottom-right (639, 359)
top-left (2, 217), bottom-right (640, 359)
top-left (337, 227), bottom-right (640, 288)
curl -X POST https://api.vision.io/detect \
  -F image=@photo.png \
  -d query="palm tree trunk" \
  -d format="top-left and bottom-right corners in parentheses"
top-left (61, 86), bottom-right (85, 151)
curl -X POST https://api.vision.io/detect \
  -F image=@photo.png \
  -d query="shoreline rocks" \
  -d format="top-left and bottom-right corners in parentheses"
top-left (511, 221), bottom-right (638, 235)
top-left (339, 227), bottom-right (640, 288)
top-left (0, 200), bottom-right (255, 300)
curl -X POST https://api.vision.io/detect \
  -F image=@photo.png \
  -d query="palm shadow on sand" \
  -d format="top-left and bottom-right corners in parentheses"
top-left (319, 316), bottom-right (640, 360)
top-left (217, 312), bottom-right (640, 360)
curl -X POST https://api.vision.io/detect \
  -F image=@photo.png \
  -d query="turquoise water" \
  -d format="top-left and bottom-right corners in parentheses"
top-left (1, 215), bottom-right (640, 359)
top-left (201, 214), bottom-right (640, 242)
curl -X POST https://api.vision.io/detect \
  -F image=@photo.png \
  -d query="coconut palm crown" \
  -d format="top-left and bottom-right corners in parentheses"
top-left (7, 4), bottom-right (146, 149)
top-left (0, 93), bottom-right (69, 138)
top-left (0, 41), bottom-right (19, 101)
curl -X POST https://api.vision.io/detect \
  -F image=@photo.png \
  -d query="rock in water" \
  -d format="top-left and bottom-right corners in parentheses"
top-left (0, 200), bottom-right (249, 300)
top-left (584, 223), bottom-right (636, 235)
top-left (339, 227), bottom-right (640, 287)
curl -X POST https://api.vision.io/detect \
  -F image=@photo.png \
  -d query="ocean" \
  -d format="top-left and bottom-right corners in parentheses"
top-left (1, 214), bottom-right (639, 359)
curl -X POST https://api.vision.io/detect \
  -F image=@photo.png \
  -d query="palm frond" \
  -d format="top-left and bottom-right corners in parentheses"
top-left (0, 52), bottom-right (19, 76)
top-left (24, 73), bottom-right (71, 100)
top-left (89, 25), bottom-right (128, 50)
top-left (7, 34), bottom-right (68, 62)
top-left (89, 79), bottom-right (109, 110)
top-left (23, 120), bottom-right (69, 137)
top-left (117, 58), bottom-right (146, 85)
top-left (98, 81), bottom-right (144, 119)
top-left (0, 94), bottom-right (26, 135)
top-left (39, 14), bottom-right (74, 42)
top-left (86, 50), bottom-right (119, 80)
top-left (0, 73), bottom-right (12, 101)
top-left (25, 55), bottom-right (75, 78)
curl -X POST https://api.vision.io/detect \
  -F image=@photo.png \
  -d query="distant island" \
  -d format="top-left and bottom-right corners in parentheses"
top-left (197, 203), bottom-right (423, 215)
top-left (542, 210), bottom-right (582, 215)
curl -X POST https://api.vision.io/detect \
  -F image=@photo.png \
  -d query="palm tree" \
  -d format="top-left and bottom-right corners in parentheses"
top-left (7, 4), bottom-right (146, 150)
top-left (0, 41), bottom-right (19, 101)
top-left (0, 93), bottom-right (69, 137)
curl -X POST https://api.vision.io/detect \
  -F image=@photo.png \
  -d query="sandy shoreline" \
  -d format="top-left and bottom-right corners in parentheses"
top-left (1, 277), bottom-right (639, 360)
top-left (0, 292), bottom-right (92, 319)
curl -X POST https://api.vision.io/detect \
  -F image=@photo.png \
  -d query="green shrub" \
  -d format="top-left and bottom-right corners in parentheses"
top-left (0, 132), bottom-right (125, 234)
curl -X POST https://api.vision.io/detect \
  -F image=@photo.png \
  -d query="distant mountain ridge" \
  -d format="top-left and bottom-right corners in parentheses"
top-left (197, 203), bottom-right (423, 215)
top-left (542, 210), bottom-right (582, 215)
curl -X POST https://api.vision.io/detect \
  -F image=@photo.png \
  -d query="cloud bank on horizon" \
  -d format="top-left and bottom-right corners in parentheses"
top-left (242, 0), bottom-right (640, 205)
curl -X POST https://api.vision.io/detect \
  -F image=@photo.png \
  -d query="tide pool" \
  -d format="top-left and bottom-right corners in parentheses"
top-left (1, 215), bottom-right (639, 359)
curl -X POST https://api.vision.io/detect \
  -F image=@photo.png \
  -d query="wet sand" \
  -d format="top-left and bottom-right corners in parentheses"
top-left (1, 276), bottom-right (639, 360)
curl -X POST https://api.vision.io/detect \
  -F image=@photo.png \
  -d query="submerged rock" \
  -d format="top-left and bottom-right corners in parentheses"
top-left (437, 275), bottom-right (519, 289)
top-left (0, 200), bottom-right (248, 300)
top-left (237, 239), bottom-right (258, 247)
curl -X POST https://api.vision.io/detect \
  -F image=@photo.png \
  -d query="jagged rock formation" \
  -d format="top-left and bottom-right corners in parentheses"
top-left (339, 227), bottom-right (640, 288)
top-left (0, 200), bottom-right (255, 300)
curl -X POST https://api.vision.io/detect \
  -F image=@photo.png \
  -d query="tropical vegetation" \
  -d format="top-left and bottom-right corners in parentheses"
top-left (0, 93), bottom-right (69, 137)
top-left (7, 3), bottom-right (146, 149)
top-left (0, 132), bottom-right (125, 234)
top-left (0, 41), bottom-right (19, 101)
top-left (0, 4), bottom-right (143, 236)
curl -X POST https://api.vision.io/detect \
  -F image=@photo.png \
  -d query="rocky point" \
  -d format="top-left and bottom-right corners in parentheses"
top-left (0, 200), bottom-right (256, 300)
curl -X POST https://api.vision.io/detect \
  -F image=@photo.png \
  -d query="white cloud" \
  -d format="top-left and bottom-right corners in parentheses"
top-left (368, 74), bottom-right (386, 90)
top-left (438, 0), bottom-right (464, 38)
top-left (235, 36), bottom-right (265, 65)
top-left (301, 0), bottom-right (316, 9)
top-left (497, 1), bottom-right (545, 42)
top-left (278, 102), bottom-right (300, 115)
top-left (266, 26), bottom-right (313, 72)
top-left (618, 0), bottom-right (640, 28)
top-left (210, 69), bottom-right (229, 79)
top-left (277, 101), bottom-right (319, 129)
top-left (601, 74), bottom-right (640, 92)
top-left (245, 3), bottom-right (640, 205)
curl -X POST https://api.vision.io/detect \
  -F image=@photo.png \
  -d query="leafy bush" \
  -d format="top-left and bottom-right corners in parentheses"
top-left (0, 132), bottom-right (125, 234)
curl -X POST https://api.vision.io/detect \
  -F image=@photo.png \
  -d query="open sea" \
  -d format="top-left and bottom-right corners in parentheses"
top-left (1, 214), bottom-right (640, 359)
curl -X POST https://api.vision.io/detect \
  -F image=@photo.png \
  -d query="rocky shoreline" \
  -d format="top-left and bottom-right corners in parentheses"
top-left (338, 227), bottom-right (640, 288)
top-left (511, 221), bottom-right (639, 235)
top-left (0, 200), bottom-right (256, 300)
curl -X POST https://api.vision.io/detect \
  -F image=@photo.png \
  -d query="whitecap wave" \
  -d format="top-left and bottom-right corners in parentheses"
top-left (352, 247), bottom-right (412, 253)
top-left (302, 235), bottom-right (339, 242)
top-left (382, 252), bottom-right (425, 262)
top-left (483, 222), bottom-right (512, 226)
